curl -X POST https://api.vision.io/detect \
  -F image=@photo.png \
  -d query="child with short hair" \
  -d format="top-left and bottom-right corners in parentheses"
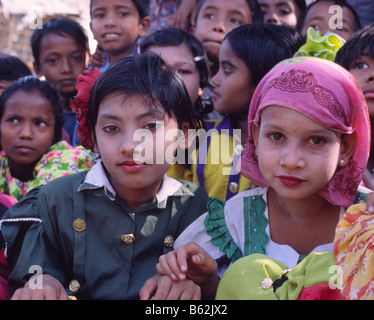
top-left (335, 24), bottom-right (374, 189)
top-left (0, 54), bottom-right (31, 96)
top-left (1, 54), bottom-right (209, 300)
top-left (141, 57), bottom-right (372, 300)
top-left (89, 0), bottom-right (151, 72)
top-left (297, 0), bottom-right (361, 40)
top-left (31, 17), bottom-right (90, 144)
top-left (0, 76), bottom-right (93, 201)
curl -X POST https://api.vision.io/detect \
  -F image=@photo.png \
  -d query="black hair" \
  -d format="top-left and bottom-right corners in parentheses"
top-left (90, 0), bottom-right (150, 19)
top-left (0, 54), bottom-right (32, 82)
top-left (0, 76), bottom-right (64, 144)
top-left (87, 53), bottom-right (204, 143)
top-left (295, 0), bottom-right (307, 12)
top-left (194, 0), bottom-right (263, 25)
top-left (140, 27), bottom-right (212, 116)
top-left (225, 23), bottom-right (303, 86)
top-left (335, 24), bottom-right (374, 69)
top-left (31, 17), bottom-right (89, 68)
top-left (296, 0), bottom-right (361, 32)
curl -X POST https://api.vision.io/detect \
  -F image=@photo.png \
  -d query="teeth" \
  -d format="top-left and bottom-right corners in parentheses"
top-left (104, 33), bottom-right (119, 38)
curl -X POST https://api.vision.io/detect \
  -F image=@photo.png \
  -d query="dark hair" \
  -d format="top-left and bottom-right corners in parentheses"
top-left (297, 0), bottom-right (361, 32)
top-left (295, 0), bottom-right (307, 12)
top-left (194, 0), bottom-right (263, 25)
top-left (225, 23), bottom-right (303, 86)
top-left (0, 76), bottom-right (64, 144)
top-left (140, 27), bottom-right (211, 116)
top-left (0, 54), bottom-right (32, 82)
top-left (90, 0), bottom-right (150, 19)
top-left (87, 53), bottom-right (204, 143)
top-left (335, 24), bottom-right (374, 69)
top-left (31, 17), bottom-right (89, 68)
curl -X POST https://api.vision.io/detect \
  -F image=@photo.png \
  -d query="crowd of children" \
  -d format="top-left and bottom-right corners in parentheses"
top-left (0, 0), bottom-right (373, 300)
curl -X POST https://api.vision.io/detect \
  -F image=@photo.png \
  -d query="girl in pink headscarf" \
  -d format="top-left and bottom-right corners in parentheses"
top-left (140, 56), bottom-right (373, 300)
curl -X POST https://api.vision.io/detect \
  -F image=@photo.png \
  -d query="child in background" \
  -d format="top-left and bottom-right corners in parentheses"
top-left (0, 76), bottom-right (93, 201)
top-left (1, 54), bottom-right (209, 300)
top-left (297, 0), bottom-right (361, 40)
top-left (186, 23), bottom-right (303, 202)
top-left (31, 17), bottom-right (90, 144)
top-left (0, 55), bottom-right (31, 96)
top-left (258, 0), bottom-right (306, 28)
top-left (89, 0), bottom-right (151, 72)
top-left (190, 0), bottom-right (261, 77)
top-left (141, 27), bottom-right (211, 118)
top-left (141, 57), bottom-right (372, 300)
top-left (335, 24), bottom-right (374, 190)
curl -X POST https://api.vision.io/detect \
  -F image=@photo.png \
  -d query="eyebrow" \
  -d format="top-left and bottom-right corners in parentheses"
top-left (98, 109), bottom-right (165, 122)
top-left (202, 5), bottom-right (246, 17)
top-left (221, 60), bottom-right (237, 69)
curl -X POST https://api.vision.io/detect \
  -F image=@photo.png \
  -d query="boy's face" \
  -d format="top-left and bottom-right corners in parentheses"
top-left (193, 0), bottom-right (253, 66)
top-left (90, 0), bottom-right (150, 58)
top-left (92, 92), bottom-right (185, 203)
top-left (34, 32), bottom-right (87, 97)
top-left (301, 2), bottom-right (355, 40)
top-left (349, 49), bottom-right (374, 118)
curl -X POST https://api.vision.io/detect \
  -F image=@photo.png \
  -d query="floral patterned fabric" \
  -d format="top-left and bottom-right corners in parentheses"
top-left (334, 203), bottom-right (374, 300)
top-left (0, 140), bottom-right (94, 200)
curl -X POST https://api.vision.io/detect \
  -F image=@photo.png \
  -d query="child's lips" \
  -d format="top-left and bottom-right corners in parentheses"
top-left (278, 175), bottom-right (304, 187)
top-left (119, 160), bottom-right (147, 172)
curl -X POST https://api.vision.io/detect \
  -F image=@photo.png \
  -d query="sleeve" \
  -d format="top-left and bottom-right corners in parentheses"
top-left (334, 202), bottom-right (374, 300)
top-left (175, 197), bottom-right (242, 262)
top-left (1, 187), bottom-right (68, 291)
top-left (29, 142), bottom-right (93, 190)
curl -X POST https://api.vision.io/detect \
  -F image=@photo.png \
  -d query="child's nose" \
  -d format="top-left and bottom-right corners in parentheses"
top-left (212, 20), bottom-right (226, 33)
top-left (119, 132), bottom-right (138, 156)
top-left (265, 11), bottom-right (280, 25)
top-left (279, 144), bottom-right (305, 169)
top-left (104, 13), bottom-right (116, 27)
top-left (19, 123), bottom-right (33, 139)
top-left (61, 58), bottom-right (72, 73)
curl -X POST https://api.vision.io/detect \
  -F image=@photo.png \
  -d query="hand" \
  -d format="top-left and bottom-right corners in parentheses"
top-left (156, 242), bottom-right (217, 284)
top-left (167, 0), bottom-right (197, 30)
top-left (88, 46), bottom-right (106, 68)
top-left (11, 274), bottom-right (68, 300)
top-left (139, 274), bottom-right (201, 300)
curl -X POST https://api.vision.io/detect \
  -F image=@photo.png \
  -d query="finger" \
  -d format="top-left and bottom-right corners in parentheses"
top-left (139, 274), bottom-right (159, 300)
top-left (152, 276), bottom-right (173, 300)
top-left (158, 254), bottom-right (179, 281)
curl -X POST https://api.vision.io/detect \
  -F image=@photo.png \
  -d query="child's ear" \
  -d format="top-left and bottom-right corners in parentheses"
top-left (90, 130), bottom-right (100, 154)
top-left (338, 133), bottom-right (357, 168)
top-left (138, 16), bottom-right (151, 38)
top-left (178, 122), bottom-right (195, 150)
top-left (251, 123), bottom-right (260, 156)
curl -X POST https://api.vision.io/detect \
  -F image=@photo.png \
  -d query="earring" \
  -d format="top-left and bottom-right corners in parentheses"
top-left (340, 159), bottom-right (345, 165)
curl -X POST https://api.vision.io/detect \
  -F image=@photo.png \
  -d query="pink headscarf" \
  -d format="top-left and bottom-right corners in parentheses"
top-left (241, 57), bottom-right (370, 208)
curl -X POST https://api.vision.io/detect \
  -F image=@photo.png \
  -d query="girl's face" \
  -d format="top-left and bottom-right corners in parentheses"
top-left (211, 39), bottom-right (255, 115)
top-left (258, 0), bottom-right (299, 28)
top-left (193, 0), bottom-right (253, 64)
top-left (0, 90), bottom-right (55, 167)
top-left (301, 2), bottom-right (356, 40)
top-left (348, 48), bottom-right (374, 118)
top-left (92, 92), bottom-right (185, 202)
top-left (252, 105), bottom-right (351, 201)
top-left (146, 44), bottom-right (201, 104)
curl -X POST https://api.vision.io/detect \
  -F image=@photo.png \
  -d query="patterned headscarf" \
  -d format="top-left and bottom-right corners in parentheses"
top-left (240, 57), bottom-right (370, 208)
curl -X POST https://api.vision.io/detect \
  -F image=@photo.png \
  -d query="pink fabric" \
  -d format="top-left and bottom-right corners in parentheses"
top-left (241, 57), bottom-right (370, 208)
top-left (297, 284), bottom-right (344, 300)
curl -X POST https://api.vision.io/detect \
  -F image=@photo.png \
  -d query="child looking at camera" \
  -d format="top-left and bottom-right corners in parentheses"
top-left (1, 54), bottom-right (209, 300)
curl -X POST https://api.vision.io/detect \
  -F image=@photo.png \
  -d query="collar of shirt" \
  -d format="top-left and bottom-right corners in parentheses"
top-left (77, 159), bottom-right (194, 208)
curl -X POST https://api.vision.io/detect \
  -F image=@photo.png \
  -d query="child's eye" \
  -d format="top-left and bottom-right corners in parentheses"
top-left (119, 11), bottom-right (129, 17)
top-left (177, 69), bottom-right (192, 75)
top-left (47, 57), bottom-right (58, 64)
top-left (72, 55), bottom-right (84, 62)
top-left (36, 121), bottom-right (48, 127)
top-left (103, 125), bottom-right (119, 133)
top-left (230, 17), bottom-right (241, 25)
top-left (144, 122), bottom-right (163, 130)
top-left (354, 62), bottom-right (369, 69)
top-left (7, 117), bottom-right (18, 124)
top-left (203, 13), bottom-right (215, 20)
top-left (268, 132), bottom-right (283, 141)
top-left (308, 136), bottom-right (327, 145)
top-left (94, 12), bottom-right (105, 18)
